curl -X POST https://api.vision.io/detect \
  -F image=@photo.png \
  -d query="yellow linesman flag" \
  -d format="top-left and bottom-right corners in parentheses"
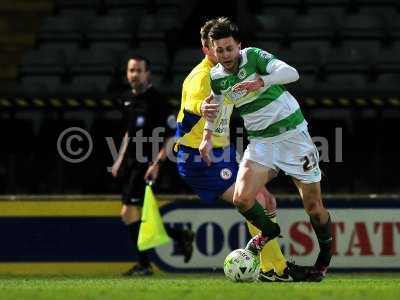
top-left (138, 184), bottom-right (171, 251)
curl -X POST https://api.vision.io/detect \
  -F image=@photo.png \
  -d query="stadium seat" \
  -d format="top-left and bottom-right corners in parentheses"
top-left (260, 0), bottom-right (304, 7)
top-left (322, 46), bottom-right (371, 74)
top-left (59, 75), bottom-right (112, 95)
top-left (374, 44), bottom-right (400, 74)
top-left (278, 46), bottom-right (322, 75)
top-left (104, 0), bottom-right (148, 8)
top-left (55, 0), bottom-right (102, 13)
top-left (156, 0), bottom-right (181, 6)
top-left (259, 6), bottom-right (299, 19)
top-left (249, 41), bottom-right (280, 54)
top-left (69, 48), bottom-right (119, 75)
top-left (289, 73), bottom-right (318, 95)
top-left (254, 14), bottom-right (288, 42)
top-left (341, 40), bottom-right (382, 75)
top-left (358, 5), bottom-right (397, 20)
top-left (17, 76), bottom-right (63, 96)
top-left (288, 14), bottom-right (335, 41)
top-left (85, 15), bottom-right (138, 44)
top-left (171, 48), bottom-right (202, 74)
top-left (290, 40), bottom-right (332, 57)
top-left (120, 42), bottom-right (168, 74)
top-left (353, 0), bottom-right (394, 5)
top-left (305, 0), bottom-right (351, 6)
top-left (137, 13), bottom-right (179, 41)
top-left (341, 40), bottom-right (382, 57)
top-left (306, 6), bottom-right (347, 20)
top-left (89, 41), bottom-right (130, 56)
top-left (0, 81), bottom-right (16, 95)
top-left (38, 15), bottom-right (85, 43)
top-left (37, 42), bottom-right (80, 66)
top-left (373, 74), bottom-right (400, 96)
top-left (19, 48), bottom-right (66, 76)
top-left (319, 74), bottom-right (368, 96)
top-left (106, 5), bottom-right (147, 18)
top-left (155, 1), bottom-right (180, 18)
top-left (338, 13), bottom-right (386, 40)
top-left (390, 16), bottom-right (400, 40)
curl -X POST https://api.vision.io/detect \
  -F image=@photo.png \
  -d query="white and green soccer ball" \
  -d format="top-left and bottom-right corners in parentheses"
top-left (223, 249), bottom-right (260, 282)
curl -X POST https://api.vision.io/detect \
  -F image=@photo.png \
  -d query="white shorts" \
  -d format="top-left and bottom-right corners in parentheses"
top-left (242, 129), bottom-right (321, 183)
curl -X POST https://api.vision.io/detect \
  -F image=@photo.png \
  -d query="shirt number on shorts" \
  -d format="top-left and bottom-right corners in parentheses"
top-left (301, 152), bottom-right (318, 172)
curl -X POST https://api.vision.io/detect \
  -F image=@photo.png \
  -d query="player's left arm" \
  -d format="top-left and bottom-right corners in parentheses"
top-left (233, 48), bottom-right (299, 93)
top-left (259, 58), bottom-right (299, 86)
top-left (256, 47), bottom-right (299, 85)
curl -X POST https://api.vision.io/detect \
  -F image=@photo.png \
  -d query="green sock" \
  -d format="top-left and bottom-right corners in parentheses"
top-left (310, 214), bottom-right (333, 267)
top-left (240, 201), bottom-right (280, 238)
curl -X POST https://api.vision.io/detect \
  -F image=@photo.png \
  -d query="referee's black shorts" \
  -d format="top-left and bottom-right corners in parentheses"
top-left (118, 158), bottom-right (147, 206)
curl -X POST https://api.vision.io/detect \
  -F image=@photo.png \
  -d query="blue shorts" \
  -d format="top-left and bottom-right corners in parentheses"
top-left (177, 145), bottom-right (239, 203)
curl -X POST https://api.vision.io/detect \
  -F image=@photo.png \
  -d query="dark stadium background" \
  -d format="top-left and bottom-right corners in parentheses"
top-left (0, 0), bottom-right (399, 196)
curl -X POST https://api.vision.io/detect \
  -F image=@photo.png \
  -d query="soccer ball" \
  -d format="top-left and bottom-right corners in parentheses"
top-left (223, 249), bottom-right (260, 282)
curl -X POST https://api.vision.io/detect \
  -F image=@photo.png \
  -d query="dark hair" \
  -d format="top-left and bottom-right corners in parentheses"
top-left (209, 17), bottom-right (241, 43)
top-left (126, 55), bottom-right (151, 71)
top-left (200, 19), bottom-right (217, 48)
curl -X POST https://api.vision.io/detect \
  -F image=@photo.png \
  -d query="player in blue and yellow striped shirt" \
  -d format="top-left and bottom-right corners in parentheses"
top-left (175, 19), bottom-right (310, 282)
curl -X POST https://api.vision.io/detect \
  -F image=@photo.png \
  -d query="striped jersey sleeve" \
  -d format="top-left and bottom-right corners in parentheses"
top-left (248, 47), bottom-right (276, 75)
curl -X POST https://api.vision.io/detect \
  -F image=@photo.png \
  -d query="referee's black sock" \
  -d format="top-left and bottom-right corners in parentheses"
top-left (127, 220), bottom-right (151, 267)
top-left (310, 214), bottom-right (333, 268)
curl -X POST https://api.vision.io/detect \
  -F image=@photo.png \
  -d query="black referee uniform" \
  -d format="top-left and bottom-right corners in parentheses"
top-left (116, 83), bottom-right (194, 276)
top-left (117, 84), bottom-right (176, 205)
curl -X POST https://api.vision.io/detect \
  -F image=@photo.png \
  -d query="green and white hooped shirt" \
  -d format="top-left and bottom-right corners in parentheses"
top-left (207, 47), bottom-right (307, 142)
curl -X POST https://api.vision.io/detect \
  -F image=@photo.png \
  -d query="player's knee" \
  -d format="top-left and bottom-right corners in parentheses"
top-left (233, 192), bottom-right (254, 210)
top-left (304, 200), bottom-right (325, 219)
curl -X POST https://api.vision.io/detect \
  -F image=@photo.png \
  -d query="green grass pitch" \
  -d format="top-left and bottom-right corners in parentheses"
top-left (0, 273), bottom-right (399, 300)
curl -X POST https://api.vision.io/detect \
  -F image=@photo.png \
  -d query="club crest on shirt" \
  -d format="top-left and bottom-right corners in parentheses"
top-left (238, 68), bottom-right (247, 80)
top-left (136, 115), bottom-right (145, 127)
top-left (220, 168), bottom-right (232, 180)
top-left (167, 114), bottom-right (177, 129)
top-left (220, 80), bottom-right (227, 89)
